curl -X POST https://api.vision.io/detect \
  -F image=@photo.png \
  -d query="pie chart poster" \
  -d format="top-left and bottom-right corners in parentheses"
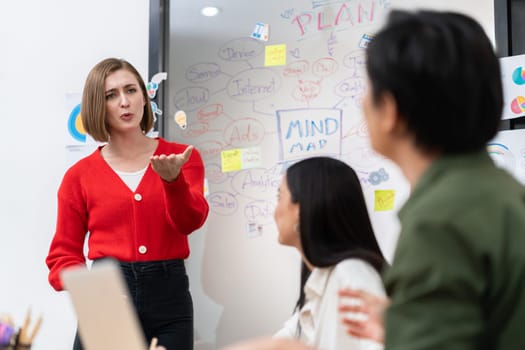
top-left (500, 53), bottom-right (525, 120)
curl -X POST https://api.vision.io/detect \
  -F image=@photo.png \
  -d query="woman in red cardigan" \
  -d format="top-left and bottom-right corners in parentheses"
top-left (46, 58), bottom-right (209, 350)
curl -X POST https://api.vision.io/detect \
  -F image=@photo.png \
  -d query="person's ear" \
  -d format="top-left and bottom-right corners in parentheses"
top-left (379, 92), bottom-right (406, 136)
top-left (293, 203), bottom-right (300, 227)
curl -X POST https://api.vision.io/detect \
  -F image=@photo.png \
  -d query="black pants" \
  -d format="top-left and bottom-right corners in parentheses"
top-left (73, 259), bottom-right (194, 350)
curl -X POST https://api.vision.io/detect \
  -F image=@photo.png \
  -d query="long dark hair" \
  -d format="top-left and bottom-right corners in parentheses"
top-left (286, 157), bottom-right (386, 312)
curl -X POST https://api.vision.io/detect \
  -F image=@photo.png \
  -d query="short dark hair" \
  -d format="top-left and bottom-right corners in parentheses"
top-left (286, 157), bottom-right (386, 310)
top-left (366, 10), bottom-right (503, 154)
top-left (81, 58), bottom-right (154, 142)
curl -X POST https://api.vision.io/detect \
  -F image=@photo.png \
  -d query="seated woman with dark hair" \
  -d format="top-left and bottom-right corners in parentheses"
top-left (272, 156), bottom-right (386, 350)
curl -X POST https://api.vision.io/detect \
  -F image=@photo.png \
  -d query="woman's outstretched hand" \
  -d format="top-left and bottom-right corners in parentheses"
top-left (150, 145), bottom-right (193, 182)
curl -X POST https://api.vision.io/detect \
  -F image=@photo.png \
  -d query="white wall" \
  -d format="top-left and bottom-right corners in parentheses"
top-left (0, 1), bottom-right (149, 349)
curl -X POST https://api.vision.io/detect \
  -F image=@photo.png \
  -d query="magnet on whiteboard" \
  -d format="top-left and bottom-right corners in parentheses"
top-left (251, 22), bottom-right (269, 41)
top-left (151, 101), bottom-right (163, 116)
top-left (359, 33), bottom-right (374, 49)
top-left (246, 222), bottom-right (263, 238)
top-left (174, 110), bottom-right (187, 129)
top-left (147, 72), bottom-right (168, 98)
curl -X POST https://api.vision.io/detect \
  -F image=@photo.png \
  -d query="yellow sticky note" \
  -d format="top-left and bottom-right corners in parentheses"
top-left (265, 44), bottom-right (287, 66)
top-left (221, 149), bottom-right (242, 173)
top-left (374, 190), bottom-right (396, 211)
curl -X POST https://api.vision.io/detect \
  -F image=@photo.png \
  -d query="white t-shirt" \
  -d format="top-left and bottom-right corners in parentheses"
top-left (274, 259), bottom-right (385, 350)
top-left (114, 166), bottom-right (148, 192)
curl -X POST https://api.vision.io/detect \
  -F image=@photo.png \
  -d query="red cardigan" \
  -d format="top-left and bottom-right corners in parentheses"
top-left (46, 138), bottom-right (209, 291)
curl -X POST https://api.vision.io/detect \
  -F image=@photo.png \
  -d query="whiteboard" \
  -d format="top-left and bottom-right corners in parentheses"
top-left (166, 0), bottom-right (495, 348)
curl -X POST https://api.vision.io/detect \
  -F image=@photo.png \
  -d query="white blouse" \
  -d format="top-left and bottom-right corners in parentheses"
top-left (274, 259), bottom-right (385, 350)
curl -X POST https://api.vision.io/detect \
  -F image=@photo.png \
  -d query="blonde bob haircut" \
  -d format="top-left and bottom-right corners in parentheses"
top-left (81, 58), bottom-right (154, 142)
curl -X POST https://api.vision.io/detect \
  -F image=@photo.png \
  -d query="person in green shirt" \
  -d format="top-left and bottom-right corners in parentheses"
top-left (341, 9), bottom-right (525, 350)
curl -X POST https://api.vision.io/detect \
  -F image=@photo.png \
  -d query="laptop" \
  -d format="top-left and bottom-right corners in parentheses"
top-left (60, 260), bottom-right (148, 350)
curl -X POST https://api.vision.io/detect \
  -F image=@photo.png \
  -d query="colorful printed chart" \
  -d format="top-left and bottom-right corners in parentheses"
top-left (67, 103), bottom-right (86, 142)
top-left (512, 66), bottom-right (525, 85)
top-left (488, 129), bottom-right (525, 185)
top-left (500, 54), bottom-right (525, 119)
top-left (510, 96), bottom-right (525, 114)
